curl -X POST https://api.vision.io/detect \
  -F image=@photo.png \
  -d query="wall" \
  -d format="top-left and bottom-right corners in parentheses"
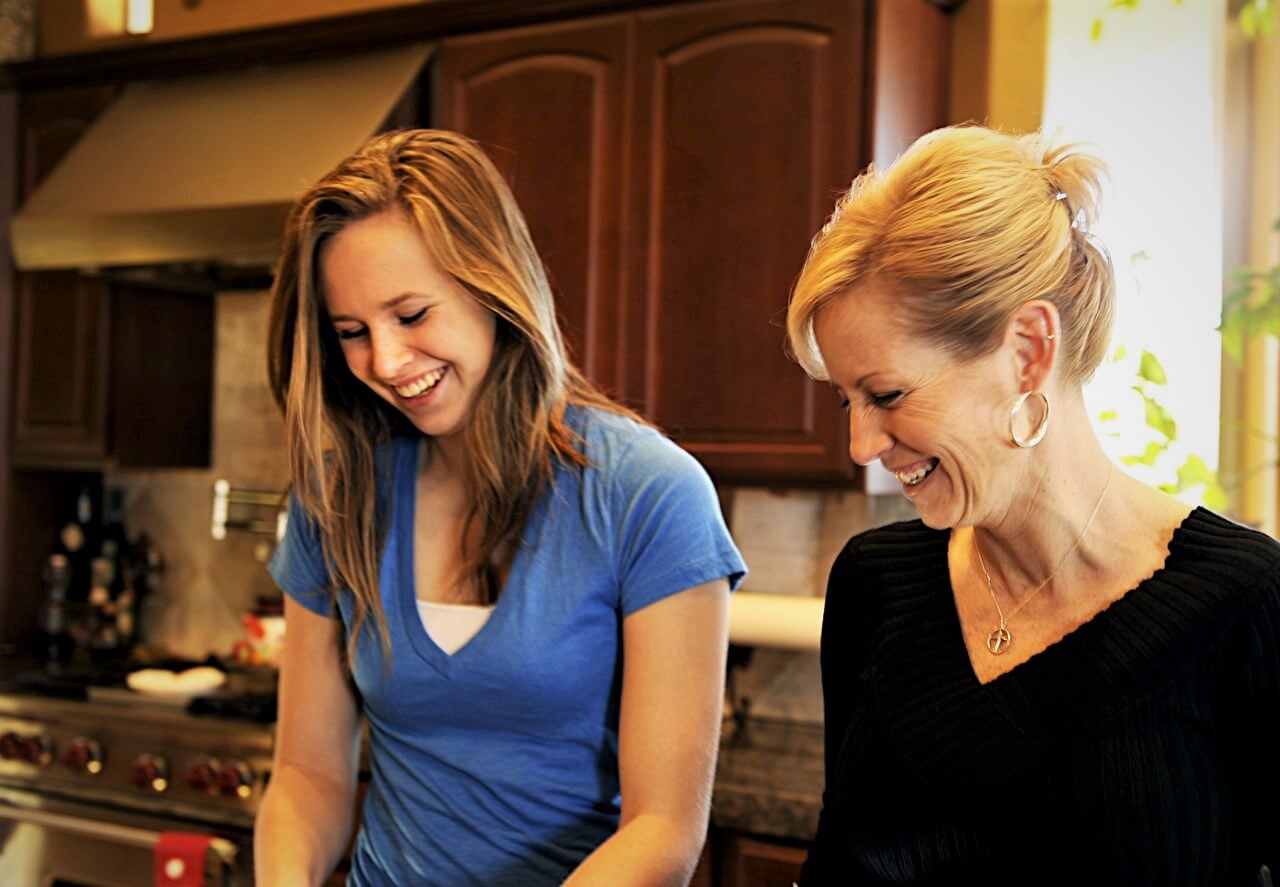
top-left (1044, 0), bottom-right (1225, 506)
top-left (948, 0), bottom-right (1047, 133)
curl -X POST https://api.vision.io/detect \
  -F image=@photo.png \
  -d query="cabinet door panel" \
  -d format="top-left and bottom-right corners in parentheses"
top-left (627, 0), bottom-right (866, 483)
top-left (110, 286), bottom-right (213, 468)
top-left (11, 272), bottom-right (110, 466)
top-left (436, 20), bottom-right (628, 397)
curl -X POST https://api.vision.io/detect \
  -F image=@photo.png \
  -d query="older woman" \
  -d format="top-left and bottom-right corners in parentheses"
top-left (786, 126), bottom-right (1279, 886)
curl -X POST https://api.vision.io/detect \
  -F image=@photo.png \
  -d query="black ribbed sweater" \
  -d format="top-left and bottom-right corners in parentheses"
top-left (800, 507), bottom-right (1280, 886)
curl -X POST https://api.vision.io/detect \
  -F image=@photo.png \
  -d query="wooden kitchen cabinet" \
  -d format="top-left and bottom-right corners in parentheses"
top-left (11, 269), bottom-right (111, 466)
top-left (623, 0), bottom-right (865, 484)
top-left (437, 0), bottom-right (949, 485)
top-left (435, 17), bottom-right (630, 399)
top-left (10, 87), bottom-right (214, 470)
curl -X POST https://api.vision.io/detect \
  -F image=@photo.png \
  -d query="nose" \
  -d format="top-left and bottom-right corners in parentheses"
top-left (368, 328), bottom-right (414, 382)
top-left (847, 411), bottom-right (893, 467)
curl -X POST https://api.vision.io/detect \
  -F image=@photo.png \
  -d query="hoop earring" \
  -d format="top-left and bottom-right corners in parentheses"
top-left (1008, 391), bottom-right (1050, 448)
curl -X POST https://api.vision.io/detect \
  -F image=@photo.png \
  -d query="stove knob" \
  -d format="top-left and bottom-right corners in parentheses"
top-left (185, 756), bottom-right (221, 793)
top-left (20, 736), bottom-right (54, 766)
top-left (0, 731), bottom-right (22, 760)
top-left (129, 753), bottom-right (170, 792)
top-left (215, 759), bottom-right (257, 799)
top-left (61, 737), bottom-right (104, 775)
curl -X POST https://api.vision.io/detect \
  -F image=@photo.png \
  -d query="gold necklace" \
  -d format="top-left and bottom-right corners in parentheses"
top-left (974, 463), bottom-right (1114, 655)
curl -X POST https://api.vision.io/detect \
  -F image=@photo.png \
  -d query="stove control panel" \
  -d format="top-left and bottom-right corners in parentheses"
top-left (185, 755), bottom-right (220, 792)
top-left (216, 759), bottom-right (257, 799)
top-left (0, 730), bottom-right (54, 766)
top-left (185, 756), bottom-right (258, 799)
top-left (129, 752), bottom-right (169, 793)
top-left (61, 736), bottom-right (105, 774)
top-left (0, 698), bottom-right (272, 827)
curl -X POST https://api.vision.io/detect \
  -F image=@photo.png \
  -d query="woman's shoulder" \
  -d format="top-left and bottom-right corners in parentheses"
top-left (1173, 509), bottom-right (1280, 704)
top-left (825, 518), bottom-right (948, 609)
top-left (570, 403), bottom-right (651, 442)
top-left (1157, 507), bottom-right (1280, 663)
top-left (1169, 506), bottom-right (1280, 593)
top-left (569, 405), bottom-right (695, 476)
top-left (833, 518), bottom-right (948, 572)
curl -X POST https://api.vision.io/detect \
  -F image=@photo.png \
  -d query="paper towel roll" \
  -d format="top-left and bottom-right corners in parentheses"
top-left (728, 592), bottom-right (825, 651)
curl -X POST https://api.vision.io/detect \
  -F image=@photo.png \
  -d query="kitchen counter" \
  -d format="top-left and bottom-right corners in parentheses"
top-left (712, 717), bottom-right (824, 841)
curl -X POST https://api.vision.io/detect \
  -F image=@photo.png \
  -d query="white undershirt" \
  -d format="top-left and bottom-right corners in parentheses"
top-left (415, 599), bottom-right (496, 655)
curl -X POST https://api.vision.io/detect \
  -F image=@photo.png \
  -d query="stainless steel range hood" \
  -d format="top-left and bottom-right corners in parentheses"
top-left (10, 43), bottom-right (432, 273)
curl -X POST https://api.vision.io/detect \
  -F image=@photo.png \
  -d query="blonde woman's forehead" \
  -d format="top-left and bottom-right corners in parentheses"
top-left (319, 210), bottom-right (466, 316)
top-left (813, 285), bottom-right (909, 382)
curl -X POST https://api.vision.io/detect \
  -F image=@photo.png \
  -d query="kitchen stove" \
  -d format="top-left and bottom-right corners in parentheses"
top-left (0, 670), bottom-right (274, 886)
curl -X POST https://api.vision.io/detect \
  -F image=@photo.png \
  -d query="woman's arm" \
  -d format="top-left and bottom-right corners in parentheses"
top-left (563, 579), bottom-right (730, 887)
top-left (255, 596), bottom-right (362, 887)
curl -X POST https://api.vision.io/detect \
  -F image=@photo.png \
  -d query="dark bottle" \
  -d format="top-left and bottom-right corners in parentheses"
top-left (86, 542), bottom-right (124, 665)
top-left (100, 489), bottom-right (138, 652)
top-left (36, 554), bottom-right (76, 673)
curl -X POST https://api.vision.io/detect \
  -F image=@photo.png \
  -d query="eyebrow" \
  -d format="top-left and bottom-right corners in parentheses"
top-left (327, 292), bottom-right (427, 323)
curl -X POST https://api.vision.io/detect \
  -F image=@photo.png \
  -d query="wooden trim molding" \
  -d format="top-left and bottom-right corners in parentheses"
top-left (0, 90), bottom-right (15, 640)
top-left (0, 0), bottom-right (708, 89)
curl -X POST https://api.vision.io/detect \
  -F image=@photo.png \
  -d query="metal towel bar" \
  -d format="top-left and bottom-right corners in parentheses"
top-left (211, 479), bottom-right (286, 541)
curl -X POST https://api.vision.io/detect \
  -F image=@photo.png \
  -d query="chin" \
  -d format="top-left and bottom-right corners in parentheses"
top-left (910, 495), bottom-right (963, 531)
top-left (408, 414), bottom-right (466, 441)
top-left (915, 509), bottom-right (956, 530)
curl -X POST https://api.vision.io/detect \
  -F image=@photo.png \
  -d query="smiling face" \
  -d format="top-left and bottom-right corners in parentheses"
top-left (319, 207), bottom-right (497, 441)
top-left (813, 278), bottom-right (1022, 530)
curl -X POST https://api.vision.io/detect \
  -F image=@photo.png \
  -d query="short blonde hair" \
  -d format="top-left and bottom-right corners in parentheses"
top-left (786, 126), bottom-right (1115, 384)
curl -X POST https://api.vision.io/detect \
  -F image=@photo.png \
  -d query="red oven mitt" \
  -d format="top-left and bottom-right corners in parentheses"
top-left (154, 831), bottom-right (217, 887)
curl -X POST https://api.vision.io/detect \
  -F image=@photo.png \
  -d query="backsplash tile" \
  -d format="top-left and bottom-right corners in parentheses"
top-left (730, 488), bottom-right (824, 597)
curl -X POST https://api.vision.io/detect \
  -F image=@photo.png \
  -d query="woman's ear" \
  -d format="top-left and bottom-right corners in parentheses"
top-left (1006, 299), bottom-right (1060, 391)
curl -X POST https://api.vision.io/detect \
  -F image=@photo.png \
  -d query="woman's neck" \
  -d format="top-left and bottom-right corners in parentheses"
top-left (975, 401), bottom-right (1116, 593)
top-left (425, 432), bottom-right (468, 482)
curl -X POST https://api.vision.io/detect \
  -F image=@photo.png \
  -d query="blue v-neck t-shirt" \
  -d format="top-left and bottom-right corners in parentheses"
top-left (269, 406), bottom-right (747, 886)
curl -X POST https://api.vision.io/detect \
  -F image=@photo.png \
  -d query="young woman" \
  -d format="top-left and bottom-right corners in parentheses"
top-left (255, 129), bottom-right (746, 886)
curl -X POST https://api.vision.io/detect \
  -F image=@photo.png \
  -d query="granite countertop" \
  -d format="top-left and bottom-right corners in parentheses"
top-left (712, 716), bottom-right (824, 841)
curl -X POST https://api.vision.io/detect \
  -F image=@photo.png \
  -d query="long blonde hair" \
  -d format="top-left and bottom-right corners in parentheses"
top-left (787, 126), bottom-right (1115, 384)
top-left (268, 129), bottom-right (637, 658)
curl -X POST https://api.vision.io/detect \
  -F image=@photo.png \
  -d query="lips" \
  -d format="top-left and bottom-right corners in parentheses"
top-left (891, 458), bottom-right (939, 487)
top-left (392, 366), bottom-right (446, 399)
